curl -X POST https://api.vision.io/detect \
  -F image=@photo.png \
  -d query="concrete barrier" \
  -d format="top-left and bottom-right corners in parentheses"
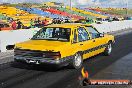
top-left (93, 20), bottom-right (132, 33)
top-left (0, 28), bottom-right (40, 52)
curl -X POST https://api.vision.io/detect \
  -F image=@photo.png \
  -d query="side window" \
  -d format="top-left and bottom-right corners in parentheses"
top-left (73, 29), bottom-right (77, 43)
top-left (77, 27), bottom-right (89, 42)
top-left (87, 27), bottom-right (99, 39)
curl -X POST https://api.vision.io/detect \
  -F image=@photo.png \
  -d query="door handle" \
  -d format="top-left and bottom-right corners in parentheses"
top-left (80, 44), bottom-right (83, 46)
top-left (93, 40), bottom-right (96, 42)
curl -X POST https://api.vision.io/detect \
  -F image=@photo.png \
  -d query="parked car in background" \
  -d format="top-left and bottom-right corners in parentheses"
top-left (95, 17), bottom-right (103, 24)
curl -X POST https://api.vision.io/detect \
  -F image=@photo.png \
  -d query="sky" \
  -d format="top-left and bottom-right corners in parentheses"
top-left (0, 0), bottom-right (131, 8)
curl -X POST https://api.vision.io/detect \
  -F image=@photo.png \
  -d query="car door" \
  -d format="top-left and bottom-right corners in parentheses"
top-left (85, 26), bottom-right (108, 55)
top-left (72, 27), bottom-right (96, 60)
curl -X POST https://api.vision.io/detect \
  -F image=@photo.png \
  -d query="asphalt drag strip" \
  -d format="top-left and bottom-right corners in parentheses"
top-left (47, 30), bottom-right (132, 88)
top-left (0, 29), bottom-right (132, 88)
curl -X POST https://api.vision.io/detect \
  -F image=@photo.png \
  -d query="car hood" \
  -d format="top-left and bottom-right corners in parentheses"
top-left (15, 40), bottom-right (70, 52)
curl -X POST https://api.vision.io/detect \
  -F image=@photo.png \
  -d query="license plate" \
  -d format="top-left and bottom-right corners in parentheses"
top-left (29, 60), bottom-right (36, 63)
top-left (26, 59), bottom-right (39, 64)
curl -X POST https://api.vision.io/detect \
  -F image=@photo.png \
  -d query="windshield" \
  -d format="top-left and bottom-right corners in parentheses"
top-left (32, 27), bottom-right (71, 42)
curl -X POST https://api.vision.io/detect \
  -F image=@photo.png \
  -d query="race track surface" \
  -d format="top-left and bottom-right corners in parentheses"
top-left (0, 32), bottom-right (132, 88)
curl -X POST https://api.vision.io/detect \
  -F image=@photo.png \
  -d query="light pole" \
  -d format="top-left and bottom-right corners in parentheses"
top-left (124, 0), bottom-right (128, 16)
top-left (70, 0), bottom-right (72, 11)
top-left (126, 0), bottom-right (128, 15)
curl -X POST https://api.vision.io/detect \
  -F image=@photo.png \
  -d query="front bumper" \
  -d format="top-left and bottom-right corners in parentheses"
top-left (14, 55), bottom-right (73, 66)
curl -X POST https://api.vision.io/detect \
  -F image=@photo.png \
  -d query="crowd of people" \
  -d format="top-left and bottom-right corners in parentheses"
top-left (29, 17), bottom-right (71, 28)
top-left (10, 17), bottom-right (49, 30)
top-left (30, 18), bottom-right (49, 28)
top-left (11, 19), bottom-right (23, 30)
top-left (9, 17), bottom-right (93, 30)
top-left (52, 18), bottom-right (70, 24)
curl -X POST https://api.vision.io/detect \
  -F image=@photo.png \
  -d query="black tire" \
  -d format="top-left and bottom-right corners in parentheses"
top-left (104, 42), bottom-right (112, 56)
top-left (69, 53), bottom-right (83, 69)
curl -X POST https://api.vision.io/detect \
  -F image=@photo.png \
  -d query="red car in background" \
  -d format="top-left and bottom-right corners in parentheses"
top-left (0, 22), bottom-right (12, 31)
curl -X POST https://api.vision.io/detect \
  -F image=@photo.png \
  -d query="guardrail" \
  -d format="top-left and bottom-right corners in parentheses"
top-left (0, 28), bottom-right (40, 52)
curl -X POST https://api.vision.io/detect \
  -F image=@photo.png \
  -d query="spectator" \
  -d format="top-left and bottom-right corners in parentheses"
top-left (65, 19), bottom-right (70, 23)
top-left (9, 18), bottom-right (13, 23)
top-left (37, 17), bottom-right (41, 27)
top-left (35, 18), bottom-right (41, 27)
top-left (11, 20), bottom-right (17, 30)
top-left (58, 18), bottom-right (61, 24)
top-left (42, 19), bottom-right (49, 26)
top-left (17, 19), bottom-right (23, 29)
top-left (60, 18), bottom-right (64, 24)
top-left (34, 18), bottom-right (37, 27)
top-left (30, 19), bottom-right (35, 28)
top-left (52, 18), bottom-right (57, 24)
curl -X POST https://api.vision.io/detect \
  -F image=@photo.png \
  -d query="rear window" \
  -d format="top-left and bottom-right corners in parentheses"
top-left (32, 27), bottom-right (71, 42)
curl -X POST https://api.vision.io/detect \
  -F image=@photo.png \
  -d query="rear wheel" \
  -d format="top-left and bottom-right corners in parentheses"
top-left (104, 42), bottom-right (112, 56)
top-left (69, 53), bottom-right (83, 69)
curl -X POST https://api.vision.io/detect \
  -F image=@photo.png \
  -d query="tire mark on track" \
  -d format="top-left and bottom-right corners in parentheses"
top-left (0, 70), bottom-right (47, 88)
top-left (46, 70), bottom-right (80, 88)
top-left (0, 62), bottom-right (13, 72)
top-left (0, 69), bottom-right (31, 83)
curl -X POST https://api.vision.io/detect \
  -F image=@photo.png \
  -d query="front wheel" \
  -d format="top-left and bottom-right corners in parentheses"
top-left (69, 53), bottom-right (83, 69)
top-left (103, 42), bottom-right (112, 56)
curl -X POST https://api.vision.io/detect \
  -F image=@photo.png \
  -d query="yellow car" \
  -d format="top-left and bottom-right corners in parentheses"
top-left (14, 23), bottom-right (115, 69)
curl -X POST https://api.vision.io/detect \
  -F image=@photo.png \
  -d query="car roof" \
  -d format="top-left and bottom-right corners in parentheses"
top-left (45, 23), bottom-right (91, 28)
